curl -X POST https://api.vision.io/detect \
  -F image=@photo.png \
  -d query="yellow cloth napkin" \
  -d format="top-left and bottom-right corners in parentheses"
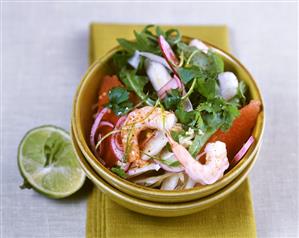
top-left (87, 24), bottom-right (257, 238)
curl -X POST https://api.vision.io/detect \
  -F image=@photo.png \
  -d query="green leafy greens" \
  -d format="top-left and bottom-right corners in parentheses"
top-left (164, 41), bottom-right (244, 155)
top-left (175, 97), bottom-right (240, 156)
top-left (112, 51), bottom-right (132, 71)
top-left (112, 26), bottom-right (184, 108)
top-left (119, 68), bottom-right (155, 106)
top-left (177, 42), bottom-right (224, 75)
top-left (116, 25), bottom-right (181, 55)
top-left (108, 25), bottom-right (249, 158)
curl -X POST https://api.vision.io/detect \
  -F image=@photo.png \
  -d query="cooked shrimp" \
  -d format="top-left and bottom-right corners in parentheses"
top-left (121, 106), bottom-right (177, 166)
top-left (166, 132), bottom-right (229, 185)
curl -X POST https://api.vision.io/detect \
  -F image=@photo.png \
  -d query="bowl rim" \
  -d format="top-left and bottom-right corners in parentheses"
top-left (71, 128), bottom-right (259, 215)
top-left (72, 36), bottom-right (265, 198)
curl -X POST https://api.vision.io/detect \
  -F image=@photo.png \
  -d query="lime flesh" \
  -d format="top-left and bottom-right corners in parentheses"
top-left (18, 125), bottom-right (85, 199)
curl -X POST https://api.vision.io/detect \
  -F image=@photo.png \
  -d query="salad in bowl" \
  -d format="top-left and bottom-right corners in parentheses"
top-left (89, 25), bottom-right (262, 191)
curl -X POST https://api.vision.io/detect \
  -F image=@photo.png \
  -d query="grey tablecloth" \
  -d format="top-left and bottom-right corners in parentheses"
top-left (2, 2), bottom-right (298, 238)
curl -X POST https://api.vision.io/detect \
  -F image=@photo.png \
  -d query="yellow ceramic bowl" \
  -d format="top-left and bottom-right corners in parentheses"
top-left (71, 129), bottom-right (260, 217)
top-left (72, 37), bottom-right (265, 203)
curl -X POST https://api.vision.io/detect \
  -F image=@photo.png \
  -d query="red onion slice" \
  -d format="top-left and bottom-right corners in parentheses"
top-left (98, 121), bottom-right (114, 128)
top-left (183, 98), bottom-right (193, 112)
top-left (127, 163), bottom-right (161, 177)
top-left (111, 135), bottom-right (124, 161)
top-left (113, 116), bottom-right (127, 151)
top-left (139, 51), bottom-right (171, 70)
top-left (129, 51), bottom-right (172, 71)
top-left (230, 136), bottom-right (255, 168)
top-left (110, 116), bottom-right (127, 161)
top-left (96, 121), bottom-right (114, 155)
top-left (158, 36), bottom-right (185, 95)
top-left (158, 35), bottom-right (179, 67)
top-left (128, 51), bottom-right (141, 69)
top-left (123, 162), bottom-right (131, 172)
top-left (157, 77), bottom-right (179, 99)
top-left (154, 159), bottom-right (184, 173)
top-left (115, 115), bottom-right (127, 129)
top-left (181, 85), bottom-right (193, 112)
top-left (90, 108), bottom-right (109, 156)
top-left (173, 74), bottom-right (182, 89)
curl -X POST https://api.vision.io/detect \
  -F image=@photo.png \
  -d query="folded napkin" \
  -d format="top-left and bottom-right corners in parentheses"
top-left (87, 24), bottom-right (257, 238)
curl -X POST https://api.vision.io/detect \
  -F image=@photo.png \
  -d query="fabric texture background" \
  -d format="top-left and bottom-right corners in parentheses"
top-left (86, 24), bottom-right (256, 238)
top-left (2, 4), bottom-right (297, 238)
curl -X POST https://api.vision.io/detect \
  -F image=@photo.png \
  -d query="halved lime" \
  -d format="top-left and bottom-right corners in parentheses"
top-left (18, 125), bottom-right (85, 199)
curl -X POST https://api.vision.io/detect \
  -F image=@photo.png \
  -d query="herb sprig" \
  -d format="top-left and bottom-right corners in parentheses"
top-left (111, 166), bottom-right (127, 178)
top-left (116, 25), bottom-right (181, 55)
top-left (106, 87), bottom-right (133, 116)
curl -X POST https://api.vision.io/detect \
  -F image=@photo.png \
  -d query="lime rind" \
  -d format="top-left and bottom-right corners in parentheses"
top-left (18, 125), bottom-right (86, 199)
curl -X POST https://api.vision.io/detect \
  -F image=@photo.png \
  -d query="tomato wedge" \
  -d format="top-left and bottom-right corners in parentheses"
top-left (91, 109), bottom-right (120, 167)
top-left (98, 75), bottom-right (140, 110)
top-left (96, 122), bottom-right (118, 168)
top-left (98, 75), bottom-right (123, 109)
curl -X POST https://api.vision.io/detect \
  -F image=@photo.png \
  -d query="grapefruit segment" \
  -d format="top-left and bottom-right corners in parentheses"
top-left (208, 100), bottom-right (261, 160)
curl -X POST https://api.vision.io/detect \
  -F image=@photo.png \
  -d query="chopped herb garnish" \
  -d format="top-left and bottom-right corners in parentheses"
top-left (106, 87), bottom-right (133, 116)
top-left (162, 89), bottom-right (182, 110)
top-left (111, 166), bottom-right (127, 178)
top-left (229, 80), bottom-right (248, 107)
top-left (116, 25), bottom-right (181, 55)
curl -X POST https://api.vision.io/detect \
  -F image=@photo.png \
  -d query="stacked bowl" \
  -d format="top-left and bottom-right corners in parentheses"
top-left (71, 37), bottom-right (265, 217)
